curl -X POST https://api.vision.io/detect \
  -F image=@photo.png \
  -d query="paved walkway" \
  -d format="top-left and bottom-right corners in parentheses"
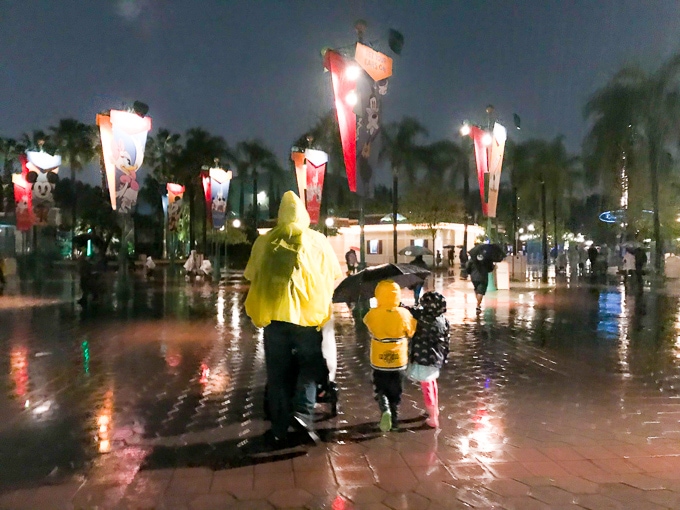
top-left (1, 272), bottom-right (680, 509)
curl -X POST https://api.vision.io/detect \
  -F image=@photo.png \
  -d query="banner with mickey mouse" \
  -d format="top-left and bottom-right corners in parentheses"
top-left (166, 183), bottom-right (185, 232)
top-left (208, 166), bottom-right (232, 229)
top-left (324, 43), bottom-right (392, 198)
top-left (97, 109), bottom-right (152, 212)
top-left (24, 150), bottom-right (61, 226)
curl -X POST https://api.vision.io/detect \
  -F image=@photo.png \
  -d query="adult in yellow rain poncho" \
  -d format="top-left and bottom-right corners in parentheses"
top-left (244, 191), bottom-right (342, 446)
top-left (363, 280), bottom-right (416, 432)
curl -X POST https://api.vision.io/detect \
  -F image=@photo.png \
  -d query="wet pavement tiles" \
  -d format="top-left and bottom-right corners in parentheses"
top-left (1, 270), bottom-right (680, 508)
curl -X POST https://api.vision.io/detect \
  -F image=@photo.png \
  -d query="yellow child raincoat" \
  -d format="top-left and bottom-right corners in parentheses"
top-left (363, 280), bottom-right (417, 370)
top-left (244, 191), bottom-right (342, 328)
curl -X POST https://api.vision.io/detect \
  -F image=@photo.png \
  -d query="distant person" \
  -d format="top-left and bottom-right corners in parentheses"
top-left (364, 280), bottom-right (416, 432)
top-left (447, 249), bottom-right (454, 267)
top-left (466, 254), bottom-right (495, 312)
top-left (144, 256), bottom-right (156, 279)
top-left (406, 291), bottom-right (450, 428)
top-left (587, 245), bottom-right (598, 274)
top-left (409, 254), bottom-right (428, 304)
top-left (622, 250), bottom-right (635, 285)
top-left (345, 248), bottom-right (358, 275)
top-left (0, 257), bottom-right (5, 289)
top-left (459, 248), bottom-right (469, 279)
top-left (435, 250), bottom-right (442, 268)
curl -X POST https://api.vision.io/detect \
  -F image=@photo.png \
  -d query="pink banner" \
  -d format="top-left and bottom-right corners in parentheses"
top-left (13, 171), bottom-right (34, 232)
top-left (324, 50), bottom-right (357, 192)
top-left (305, 149), bottom-right (328, 224)
top-left (470, 126), bottom-right (489, 217)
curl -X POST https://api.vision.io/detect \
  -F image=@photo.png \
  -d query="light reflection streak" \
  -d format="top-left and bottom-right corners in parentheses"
top-left (10, 346), bottom-right (29, 398)
top-left (97, 389), bottom-right (114, 453)
top-left (618, 285), bottom-right (631, 377)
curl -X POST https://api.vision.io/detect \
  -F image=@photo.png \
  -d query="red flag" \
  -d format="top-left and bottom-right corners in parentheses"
top-left (305, 149), bottom-right (328, 224)
top-left (324, 50), bottom-right (357, 192)
top-left (470, 126), bottom-right (489, 217)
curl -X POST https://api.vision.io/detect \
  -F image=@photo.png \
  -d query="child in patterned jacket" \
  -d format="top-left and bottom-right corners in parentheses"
top-left (406, 291), bottom-right (450, 428)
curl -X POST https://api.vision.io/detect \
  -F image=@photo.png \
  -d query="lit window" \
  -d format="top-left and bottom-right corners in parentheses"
top-left (368, 240), bottom-right (383, 254)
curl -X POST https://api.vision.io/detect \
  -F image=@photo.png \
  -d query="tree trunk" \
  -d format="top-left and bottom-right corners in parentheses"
top-left (252, 170), bottom-right (258, 230)
top-left (541, 177), bottom-right (548, 283)
top-left (512, 185), bottom-right (518, 254)
top-left (71, 158), bottom-right (78, 257)
top-left (392, 171), bottom-right (398, 263)
top-left (463, 155), bottom-right (470, 252)
top-left (649, 133), bottom-right (663, 274)
top-left (553, 192), bottom-right (558, 252)
top-left (188, 181), bottom-right (195, 249)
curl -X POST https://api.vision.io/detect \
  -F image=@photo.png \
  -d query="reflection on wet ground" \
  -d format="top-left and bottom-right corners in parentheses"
top-left (2, 269), bottom-right (680, 508)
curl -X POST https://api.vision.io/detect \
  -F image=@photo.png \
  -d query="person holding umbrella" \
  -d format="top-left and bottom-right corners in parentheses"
top-left (244, 191), bottom-right (342, 449)
top-left (466, 244), bottom-right (504, 312)
top-left (409, 254), bottom-right (429, 304)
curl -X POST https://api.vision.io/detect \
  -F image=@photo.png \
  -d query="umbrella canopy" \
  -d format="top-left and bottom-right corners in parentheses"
top-left (399, 245), bottom-right (433, 257)
top-left (333, 263), bottom-right (430, 303)
top-left (443, 245), bottom-right (456, 249)
top-left (468, 243), bottom-right (505, 262)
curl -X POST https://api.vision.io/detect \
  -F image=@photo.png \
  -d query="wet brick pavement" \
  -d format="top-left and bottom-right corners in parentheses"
top-left (1, 269), bottom-right (680, 508)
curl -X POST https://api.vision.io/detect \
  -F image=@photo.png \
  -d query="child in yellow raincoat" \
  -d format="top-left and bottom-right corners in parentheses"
top-left (363, 280), bottom-right (416, 432)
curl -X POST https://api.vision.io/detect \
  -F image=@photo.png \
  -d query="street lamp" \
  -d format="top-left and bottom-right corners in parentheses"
top-left (232, 218), bottom-right (241, 229)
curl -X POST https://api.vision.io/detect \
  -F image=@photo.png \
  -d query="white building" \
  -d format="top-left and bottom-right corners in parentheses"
top-left (326, 220), bottom-right (485, 271)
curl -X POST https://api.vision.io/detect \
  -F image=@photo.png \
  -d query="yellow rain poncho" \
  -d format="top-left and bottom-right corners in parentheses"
top-left (244, 191), bottom-right (342, 328)
top-left (363, 280), bottom-right (417, 370)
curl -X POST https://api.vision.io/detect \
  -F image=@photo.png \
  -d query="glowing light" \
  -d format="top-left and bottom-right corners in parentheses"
top-left (518, 228), bottom-right (524, 234)
top-left (232, 219), bottom-right (241, 228)
top-left (257, 191), bottom-right (267, 203)
top-left (345, 91), bottom-right (358, 106)
top-left (460, 123), bottom-right (471, 136)
top-left (344, 65), bottom-right (361, 81)
top-left (481, 132), bottom-right (493, 146)
top-left (527, 224), bottom-right (535, 232)
top-left (325, 217), bottom-right (335, 227)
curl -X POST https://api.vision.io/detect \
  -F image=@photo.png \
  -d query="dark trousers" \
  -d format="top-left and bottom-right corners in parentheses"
top-left (263, 321), bottom-right (325, 439)
top-left (372, 370), bottom-right (403, 407)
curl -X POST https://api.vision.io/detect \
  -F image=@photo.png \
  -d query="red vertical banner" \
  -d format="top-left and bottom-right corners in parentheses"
top-left (13, 173), bottom-right (34, 231)
top-left (201, 171), bottom-right (211, 213)
top-left (324, 50), bottom-right (357, 192)
top-left (304, 149), bottom-right (328, 224)
top-left (290, 150), bottom-right (306, 199)
top-left (470, 126), bottom-right (489, 217)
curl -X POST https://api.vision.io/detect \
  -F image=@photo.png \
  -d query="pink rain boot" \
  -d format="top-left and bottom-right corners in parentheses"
top-left (421, 381), bottom-right (440, 428)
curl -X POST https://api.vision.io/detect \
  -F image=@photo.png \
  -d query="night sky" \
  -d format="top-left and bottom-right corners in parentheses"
top-left (2, 0), bottom-right (679, 183)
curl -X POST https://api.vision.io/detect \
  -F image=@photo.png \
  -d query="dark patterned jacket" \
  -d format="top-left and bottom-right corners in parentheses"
top-left (406, 299), bottom-right (450, 369)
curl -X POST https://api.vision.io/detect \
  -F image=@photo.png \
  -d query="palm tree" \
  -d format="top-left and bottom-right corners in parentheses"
top-left (176, 128), bottom-right (229, 250)
top-left (513, 137), bottom-right (578, 280)
top-left (146, 129), bottom-right (182, 183)
top-left (234, 140), bottom-right (280, 231)
top-left (379, 117), bottom-right (428, 262)
top-left (584, 55), bottom-right (680, 272)
top-left (50, 119), bottom-right (96, 243)
top-left (422, 140), bottom-right (465, 190)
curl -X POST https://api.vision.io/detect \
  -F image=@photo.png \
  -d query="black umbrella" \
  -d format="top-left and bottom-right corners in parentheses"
top-left (333, 263), bottom-right (430, 303)
top-left (468, 243), bottom-right (505, 262)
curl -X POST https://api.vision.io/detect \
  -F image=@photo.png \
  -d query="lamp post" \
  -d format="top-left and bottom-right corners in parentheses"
top-left (460, 122), bottom-right (471, 254)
